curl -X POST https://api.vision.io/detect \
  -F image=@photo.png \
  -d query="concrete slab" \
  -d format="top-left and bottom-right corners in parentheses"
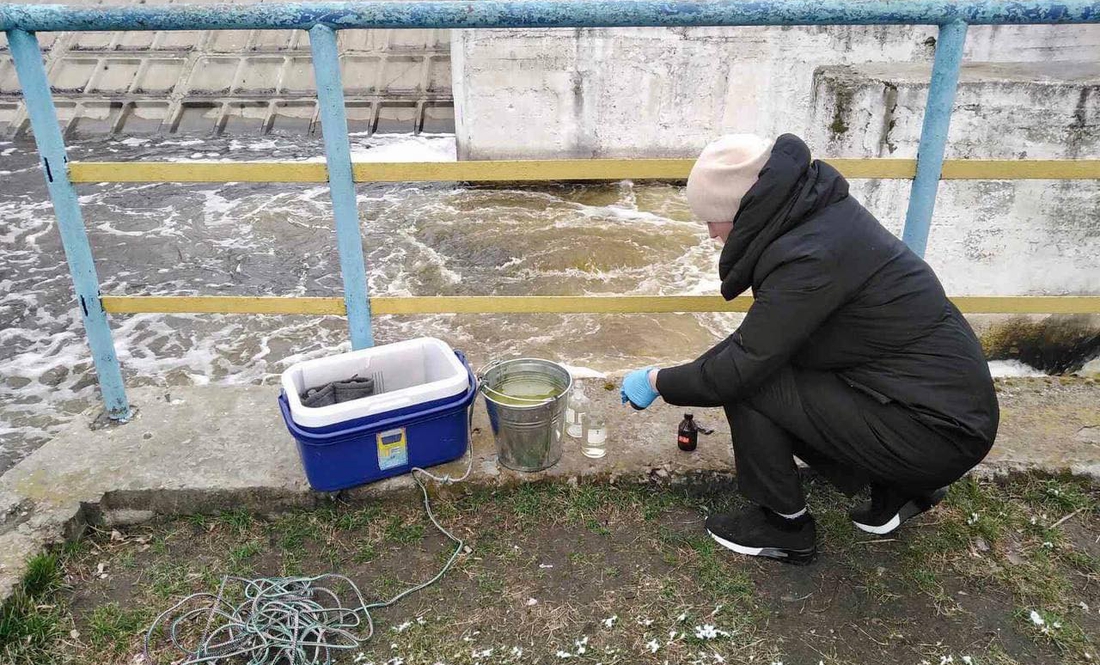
top-left (1, 377), bottom-right (1098, 600)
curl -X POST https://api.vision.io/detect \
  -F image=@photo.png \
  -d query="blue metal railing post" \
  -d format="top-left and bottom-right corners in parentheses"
top-left (902, 20), bottom-right (968, 257)
top-left (309, 23), bottom-right (374, 349)
top-left (7, 28), bottom-right (131, 420)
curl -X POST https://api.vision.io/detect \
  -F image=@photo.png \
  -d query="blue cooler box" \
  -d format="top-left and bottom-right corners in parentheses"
top-left (279, 350), bottom-right (476, 492)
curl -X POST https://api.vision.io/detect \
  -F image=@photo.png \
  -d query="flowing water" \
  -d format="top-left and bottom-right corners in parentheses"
top-left (0, 133), bottom-right (739, 472)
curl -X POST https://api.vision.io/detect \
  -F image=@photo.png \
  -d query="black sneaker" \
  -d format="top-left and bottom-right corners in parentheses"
top-left (705, 506), bottom-right (817, 565)
top-left (849, 484), bottom-right (949, 535)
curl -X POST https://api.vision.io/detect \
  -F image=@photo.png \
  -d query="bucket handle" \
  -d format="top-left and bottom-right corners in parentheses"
top-left (475, 357), bottom-right (559, 406)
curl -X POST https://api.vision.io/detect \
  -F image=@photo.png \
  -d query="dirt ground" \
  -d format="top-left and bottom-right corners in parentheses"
top-left (3, 474), bottom-right (1099, 665)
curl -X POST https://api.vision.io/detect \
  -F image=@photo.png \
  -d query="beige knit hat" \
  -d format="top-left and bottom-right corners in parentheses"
top-left (686, 134), bottom-right (774, 224)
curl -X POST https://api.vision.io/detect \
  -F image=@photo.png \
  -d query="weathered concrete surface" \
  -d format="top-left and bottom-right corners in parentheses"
top-left (453, 25), bottom-right (1100, 159)
top-left (808, 62), bottom-right (1100, 297)
top-left (1, 377), bottom-right (1098, 600)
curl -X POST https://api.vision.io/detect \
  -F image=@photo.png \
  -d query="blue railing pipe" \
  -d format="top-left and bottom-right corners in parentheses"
top-left (309, 24), bottom-right (374, 349)
top-left (903, 20), bottom-right (969, 256)
top-left (1, 0), bottom-right (1098, 33)
top-left (6, 28), bottom-right (132, 420)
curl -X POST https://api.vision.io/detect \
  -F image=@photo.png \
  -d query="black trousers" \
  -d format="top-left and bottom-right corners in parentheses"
top-left (726, 366), bottom-right (991, 514)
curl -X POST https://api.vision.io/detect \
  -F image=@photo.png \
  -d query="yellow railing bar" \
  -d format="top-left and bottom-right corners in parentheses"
top-left (68, 159), bottom-right (1100, 184)
top-left (99, 296), bottom-right (346, 315)
top-left (99, 295), bottom-right (1100, 316)
top-left (937, 160), bottom-right (1100, 180)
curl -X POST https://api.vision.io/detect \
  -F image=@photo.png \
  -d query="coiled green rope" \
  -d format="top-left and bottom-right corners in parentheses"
top-left (144, 451), bottom-right (473, 665)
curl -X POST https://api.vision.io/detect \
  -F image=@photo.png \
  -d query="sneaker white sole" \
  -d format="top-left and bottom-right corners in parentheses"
top-left (707, 530), bottom-right (816, 564)
top-left (851, 489), bottom-right (949, 535)
top-left (708, 531), bottom-right (765, 557)
top-left (852, 512), bottom-right (901, 535)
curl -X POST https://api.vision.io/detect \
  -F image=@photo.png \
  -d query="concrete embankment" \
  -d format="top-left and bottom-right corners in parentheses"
top-left (1, 375), bottom-right (1098, 601)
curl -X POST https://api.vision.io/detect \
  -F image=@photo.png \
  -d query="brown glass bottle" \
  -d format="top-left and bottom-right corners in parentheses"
top-left (677, 413), bottom-right (698, 452)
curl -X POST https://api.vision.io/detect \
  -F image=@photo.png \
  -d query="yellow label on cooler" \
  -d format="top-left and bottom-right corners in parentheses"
top-left (377, 428), bottom-right (408, 470)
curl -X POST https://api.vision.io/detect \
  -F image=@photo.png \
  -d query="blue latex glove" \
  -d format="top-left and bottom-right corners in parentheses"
top-left (621, 367), bottom-right (660, 409)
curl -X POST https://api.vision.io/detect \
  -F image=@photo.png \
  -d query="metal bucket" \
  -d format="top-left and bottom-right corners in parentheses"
top-left (479, 358), bottom-right (572, 472)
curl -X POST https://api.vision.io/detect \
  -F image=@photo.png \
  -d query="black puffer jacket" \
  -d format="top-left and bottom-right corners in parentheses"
top-left (656, 134), bottom-right (999, 446)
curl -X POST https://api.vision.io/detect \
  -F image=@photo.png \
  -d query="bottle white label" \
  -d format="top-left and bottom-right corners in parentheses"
top-left (587, 427), bottom-right (606, 445)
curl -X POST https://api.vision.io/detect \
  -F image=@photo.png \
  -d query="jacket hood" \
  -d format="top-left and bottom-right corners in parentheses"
top-left (717, 134), bottom-right (850, 299)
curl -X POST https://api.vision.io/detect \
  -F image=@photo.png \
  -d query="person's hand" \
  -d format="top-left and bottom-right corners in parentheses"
top-left (621, 367), bottom-right (660, 409)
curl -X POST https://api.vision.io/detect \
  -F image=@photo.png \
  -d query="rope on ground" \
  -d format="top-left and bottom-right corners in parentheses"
top-left (143, 446), bottom-right (475, 665)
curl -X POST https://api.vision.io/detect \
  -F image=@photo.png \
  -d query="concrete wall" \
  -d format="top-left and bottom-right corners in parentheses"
top-left (0, 0), bottom-right (453, 137)
top-left (452, 25), bottom-right (1100, 296)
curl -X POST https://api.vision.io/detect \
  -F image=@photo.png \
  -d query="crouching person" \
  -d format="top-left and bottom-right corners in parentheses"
top-left (621, 134), bottom-right (999, 564)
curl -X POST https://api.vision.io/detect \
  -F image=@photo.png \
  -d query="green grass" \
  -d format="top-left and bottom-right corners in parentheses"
top-left (7, 474), bottom-right (1099, 664)
top-left (86, 603), bottom-right (150, 655)
top-left (0, 554), bottom-right (65, 665)
top-left (383, 515), bottom-right (426, 544)
top-left (215, 508), bottom-right (254, 535)
top-left (1014, 607), bottom-right (1094, 657)
top-left (227, 541), bottom-right (262, 575)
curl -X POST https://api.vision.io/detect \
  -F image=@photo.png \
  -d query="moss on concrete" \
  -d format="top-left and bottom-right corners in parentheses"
top-left (980, 315), bottom-right (1100, 374)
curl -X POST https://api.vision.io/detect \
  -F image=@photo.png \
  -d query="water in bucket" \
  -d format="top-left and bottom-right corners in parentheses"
top-left (480, 359), bottom-right (572, 472)
top-left (492, 377), bottom-right (564, 405)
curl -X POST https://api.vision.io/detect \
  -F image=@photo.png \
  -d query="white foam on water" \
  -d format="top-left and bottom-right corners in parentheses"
top-left (988, 359), bottom-right (1047, 377)
top-left (350, 133), bottom-right (457, 162)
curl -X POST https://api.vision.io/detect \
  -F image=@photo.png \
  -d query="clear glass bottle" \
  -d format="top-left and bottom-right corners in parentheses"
top-left (582, 413), bottom-right (607, 459)
top-left (565, 384), bottom-right (587, 440)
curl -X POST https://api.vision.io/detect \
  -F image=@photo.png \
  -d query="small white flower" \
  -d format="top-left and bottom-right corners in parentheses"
top-left (714, 656), bottom-right (725, 663)
top-left (354, 655), bottom-right (368, 664)
top-left (677, 612), bottom-right (688, 622)
top-left (770, 661), bottom-right (784, 665)
top-left (392, 621), bottom-right (413, 633)
top-left (962, 657), bottom-right (973, 665)
top-left (939, 656), bottom-right (954, 665)
top-left (690, 624), bottom-right (726, 641)
top-left (638, 617), bottom-right (654, 626)
top-left (555, 650), bottom-right (572, 659)
top-left (646, 639), bottom-right (661, 653)
top-left (603, 615), bottom-right (618, 628)
top-left (1054, 621), bottom-right (1063, 629)
top-left (575, 637), bottom-right (589, 655)
top-left (527, 598), bottom-right (539, 606)
top-left (1030, 610), bottom-right (1045, 626)
top-left (1043, 541), bottom-right (1053, 549)
top-left (472, 648), bottom-right (493, 659)
top-left (511, 646), bottom-right (524, 658)
top-left (1080, 601), bottom-right (1091, 612)
top-left (967, 513), bottom-right (979, 525)
top-left (416, 616), bottom-right (427, 625)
